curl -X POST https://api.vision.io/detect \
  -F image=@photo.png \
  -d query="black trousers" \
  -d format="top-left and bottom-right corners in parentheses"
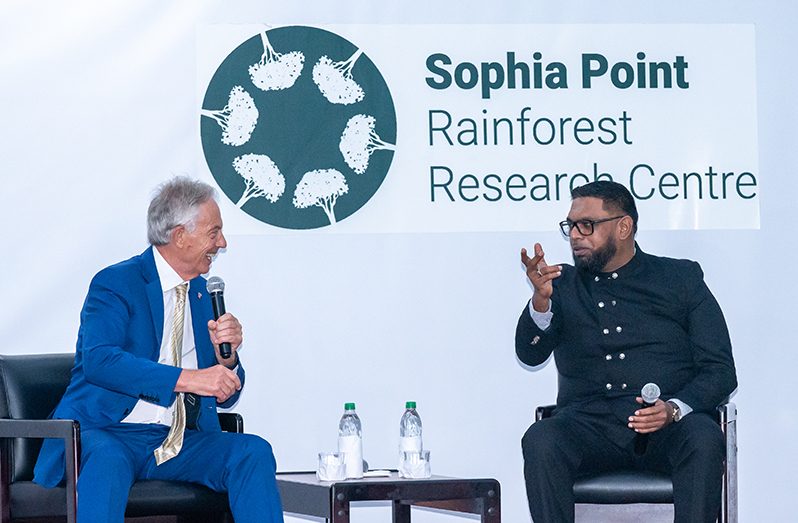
top-left (521, 409), bottom-right (725, 523)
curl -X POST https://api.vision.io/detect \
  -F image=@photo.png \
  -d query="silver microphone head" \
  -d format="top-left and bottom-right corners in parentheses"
top-left (206, 276), bottom-right (225, 294)
top-left (641, 382), bottom-right (661, 404)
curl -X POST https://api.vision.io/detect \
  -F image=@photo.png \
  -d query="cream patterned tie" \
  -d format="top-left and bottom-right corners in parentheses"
top-left (154, 283), bottom-right (188, 465)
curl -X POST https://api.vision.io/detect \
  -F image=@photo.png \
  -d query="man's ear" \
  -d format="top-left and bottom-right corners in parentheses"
top-left (171, 226), bottom-right (185, 247)
top-left (618, 216), bottom-right (634, 240)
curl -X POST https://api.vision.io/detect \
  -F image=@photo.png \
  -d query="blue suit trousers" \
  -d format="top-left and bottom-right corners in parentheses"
top-left (76, 424), bottom-right (283, 522)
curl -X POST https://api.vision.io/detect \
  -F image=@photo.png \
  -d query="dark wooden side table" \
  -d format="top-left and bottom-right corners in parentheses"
top-left (276, 471), bottom-right (501, 522)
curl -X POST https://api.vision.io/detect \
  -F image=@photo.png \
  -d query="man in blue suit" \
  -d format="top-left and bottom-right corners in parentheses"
top-left (34, 177), bottom-right (284, 522)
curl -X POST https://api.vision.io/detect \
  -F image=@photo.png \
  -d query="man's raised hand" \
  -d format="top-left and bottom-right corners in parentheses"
top-left (207, 312), bottom-right (242, 367)
top-left (520, 243), bottom-right (561, 312)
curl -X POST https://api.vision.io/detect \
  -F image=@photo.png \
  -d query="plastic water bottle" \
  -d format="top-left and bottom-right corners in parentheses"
top-left (399, 401), bottom-right (423, 453)
top-left (338, 402), bottom-right (363, 478)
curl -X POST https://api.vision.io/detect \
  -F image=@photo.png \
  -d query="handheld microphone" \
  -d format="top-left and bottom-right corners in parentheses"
top-left (206, 276), bottom-right (232, 359)
top-left (634, 382), bottom-right (661, 455)
top-left (641, 382), bottom-right (661, 408)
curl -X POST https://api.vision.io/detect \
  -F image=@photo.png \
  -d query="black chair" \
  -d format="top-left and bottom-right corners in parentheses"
top-left (535, 402), bottom-right (738, 523)
top-left (0, 353), bottom-right (243, 523)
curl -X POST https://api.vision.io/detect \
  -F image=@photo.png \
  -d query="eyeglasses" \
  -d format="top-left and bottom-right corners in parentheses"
top-left (559, 215), bottom-right (626, 236)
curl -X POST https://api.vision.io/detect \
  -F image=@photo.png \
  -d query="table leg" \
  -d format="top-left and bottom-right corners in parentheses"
top-left (481, 482), bottom-right (501, 522)
top-left (481, 501), bottom-right (501, 523)
top-left (331, 498), bottom-right (350, 523)
top-left (392, 500), bottom-right (411, 523)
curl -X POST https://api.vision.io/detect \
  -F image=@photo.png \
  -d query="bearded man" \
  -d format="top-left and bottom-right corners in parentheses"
top-left (516, 180), bottom-right (737, 523)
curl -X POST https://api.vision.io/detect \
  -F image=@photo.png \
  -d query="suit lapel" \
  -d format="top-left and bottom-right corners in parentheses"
top-left (140, 248), bottom-right (213, 367)
top-left (141, 247), bottom-right (165, 358)
top-left (189, 277), bottom-right (213, 368)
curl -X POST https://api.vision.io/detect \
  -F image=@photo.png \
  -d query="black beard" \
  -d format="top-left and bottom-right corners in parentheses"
top-left (573, 239), bottom-right (617, 273)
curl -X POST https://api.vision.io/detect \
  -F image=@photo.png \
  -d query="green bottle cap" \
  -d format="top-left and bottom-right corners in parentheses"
top-left (344, 402), bottom-right (356, 410)
top-left (405, 401), bottom-right (416, 409)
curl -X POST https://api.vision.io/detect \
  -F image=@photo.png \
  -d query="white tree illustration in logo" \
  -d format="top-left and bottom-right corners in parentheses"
top-left (292, 169), bottom-right (349, 224)
top-left (248, 32), bottom-right (305, 92)
top-left (201, 86), bottom-right (259, 146)
top-left (312, 50), bottom-right (365, 105)
top-left (232, 153), bottom-right (285, 208)
top-left (339, 114), bottom-right (395, 175)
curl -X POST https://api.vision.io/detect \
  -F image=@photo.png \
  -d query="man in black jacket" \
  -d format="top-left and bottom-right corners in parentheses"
top-left (516, 181), bottom-right (737, 523)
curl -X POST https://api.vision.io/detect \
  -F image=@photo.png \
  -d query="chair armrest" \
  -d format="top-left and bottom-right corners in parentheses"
top-left (0, 419), bottom-right (79, 523)
top-left (535, 405), bottom-right (556, 422)
top-left (218, 413), bottom-right (243, 433)
top-left (718, 402), bottom-right (736, 424)
top-left (0, 419), bottom-right (78, 440)
top-left (717, 402), bottom-right (737, 523)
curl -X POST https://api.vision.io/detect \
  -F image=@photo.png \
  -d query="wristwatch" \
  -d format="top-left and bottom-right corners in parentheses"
top-left (666, 401), bottom-right (682, 423)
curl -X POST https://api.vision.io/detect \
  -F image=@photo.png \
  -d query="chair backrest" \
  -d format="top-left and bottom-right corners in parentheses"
top-left (0, 353), bottom-right (75, 481)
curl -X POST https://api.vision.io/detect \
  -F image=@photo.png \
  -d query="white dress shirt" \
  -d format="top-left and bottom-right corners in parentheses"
top-left (122, 247), bottom-right (198, 426)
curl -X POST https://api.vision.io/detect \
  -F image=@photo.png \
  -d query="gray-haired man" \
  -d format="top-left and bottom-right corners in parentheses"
top-left (34, 177), bottom-right (283, 522)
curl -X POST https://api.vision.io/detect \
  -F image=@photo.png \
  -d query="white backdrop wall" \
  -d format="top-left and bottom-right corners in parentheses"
top-left (1, 1), bottom-right (795, 522)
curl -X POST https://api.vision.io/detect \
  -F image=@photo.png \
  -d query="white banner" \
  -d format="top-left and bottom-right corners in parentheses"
top-left (197, 24), bottom-right (758, 233)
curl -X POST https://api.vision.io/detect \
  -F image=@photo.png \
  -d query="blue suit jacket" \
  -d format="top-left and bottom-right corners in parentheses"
top-left (34, 247), bottom-right (245, 487)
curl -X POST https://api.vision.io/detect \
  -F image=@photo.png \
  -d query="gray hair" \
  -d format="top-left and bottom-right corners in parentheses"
top-left (147, 177), bottom-right (217, 245)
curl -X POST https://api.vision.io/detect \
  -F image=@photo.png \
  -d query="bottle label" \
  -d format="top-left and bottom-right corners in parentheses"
top-left (338, 435), bottom-right (363, 478)
top-left (399, 435), bottom-right (422, 452)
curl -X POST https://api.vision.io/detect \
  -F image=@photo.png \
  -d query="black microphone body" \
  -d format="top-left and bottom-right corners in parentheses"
top-left (206, 277), bottom-right (232, 359)
top-left (634, 383), bottom-right (661, 455)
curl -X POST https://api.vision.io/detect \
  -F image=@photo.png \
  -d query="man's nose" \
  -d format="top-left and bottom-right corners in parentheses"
top-left (218, 232), bottom-right (228, 248)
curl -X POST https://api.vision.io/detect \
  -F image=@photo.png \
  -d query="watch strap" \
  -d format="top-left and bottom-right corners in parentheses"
top-left (666, 400), bottom-right (682, 422)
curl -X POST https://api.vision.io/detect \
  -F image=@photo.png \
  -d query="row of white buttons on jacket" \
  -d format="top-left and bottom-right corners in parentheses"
top-left (598, 297), bottom-right (620, 335)
top-left (597, 272), bottom-right (624, 392)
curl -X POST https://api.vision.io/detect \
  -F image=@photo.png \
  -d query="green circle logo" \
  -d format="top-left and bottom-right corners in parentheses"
top-left (201, 26), bottom-right (396, 229)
